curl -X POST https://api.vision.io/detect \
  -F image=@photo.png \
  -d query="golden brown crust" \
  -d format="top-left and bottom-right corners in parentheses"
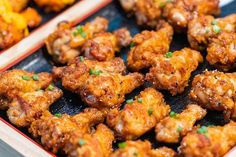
top-left (20, 7), bottom-right (42, 28)
top-left (0, 69), bottom-right (62, 127)
top-left (45, 17), bottom-right (109, 64)
top-left (180, 121), bottom-right (236, 157)
top-left (110, 140), bottom-right (176, 157)
top-left (34, 0), bottom-right (75, 12)
top-left (29, 108), bottom-right (104, 153)
top-left (155, 104), bottom-right (206, 143)
top-left (9, 0), bottom-right (29, 12)
top-left (189, 70), bottom-right (236, 120)
top-left (107, 88), bottom-right (170, 140)
top-left (127, 21), bottom-right (173, 71)
top-left (146, 48), bottom-right (203, 95)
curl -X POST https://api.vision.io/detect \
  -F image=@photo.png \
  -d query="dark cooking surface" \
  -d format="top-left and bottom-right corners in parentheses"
top-left (1, 0), bottom-right (236, 155)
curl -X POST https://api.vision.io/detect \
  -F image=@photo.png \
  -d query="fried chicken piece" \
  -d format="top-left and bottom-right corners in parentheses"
top-left (110, 140), bottom-right (176, 157)
top-left (82, 28), bottom-right (131, 61)
top-left (206, 32), bottom-right (236, 71)
top-left (189, 70), bottom-right (236, 120)
top-left (146, 48), bottom-right (203, 95)
top-left (0, 69), bottom-right (63, 127)
top-left (53, 57), bottom-right (144, 110)
top-left (34, 0), bottom-right (75, 12)
top-left (127, 21), bottom-right (173, 71)
top-left (179, 121), bottom-right (236, 157)
top-left (188, 14), bottom-right (236, 50)
top-left (9, 0), bottom-right (29, 12)
top-left (163, 0), bottom-right (220, 32)
top-left (29, 108), bottom-right (104, 153)
top-left (64, 124), bottom-right (114, 157)
top-left (20, 7), bottom-right (42, 28)
top-left (155, 104), bottom-right (206, 143)
top-left (45, 17), bottom-right (108, 64)
top-left (107, 88), bottom-right (170, 140)
top-left (120, 0), bottom-right (167, 27)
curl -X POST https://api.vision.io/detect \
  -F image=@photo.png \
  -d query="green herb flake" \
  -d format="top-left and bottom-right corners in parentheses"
top-left (148, 108), bottom-right (154, 116)
top-left (78, 139), bottom-right (86, 146)
top-left (118, 142), bottom-right (126, 149)
top-left (22, 75), bottom-right (31, 81)
top-left (159, 2), bottom-right (166, 8)
top-left (54, 113), bottom-right (62, 117)
top-left (130, 41), bottom-right (135, 48)
top-left (80, 56), bottom-right (84, 62)
top-left (137, 98), bottom-right (143, 103)
top-left (32, 74), bottom-right (39, 81)
top-left (89, 69), bottom-right (103, 76)
top-left (89, 69), bottom-right (95, 75)
top-left (211, 20), bottom-right (218, 25)
top-left (169, 111), bottom-right (177, 118)
top-left (94, 70), bottom-right (103, 76)
top-left (126, 99), bottom-right (134, 104)
top-left (48, 84), bottom-right (54, 91)
top-left (81, 32), bottom-right (87, 38)
top-left (197, 126), bottom-right (208, 134)
top-left (74, 25), bottom-right (87, 38)
top-left (205, 28), bottom-right (210, 33)
top-left (177, 126), bottom-right (183, 132)
top-left (165, 51), bottom-right (173, 58)
top-left (213, 25), bottom-right (221, 34)
top-left (76, 25), bottom-right (83, 33)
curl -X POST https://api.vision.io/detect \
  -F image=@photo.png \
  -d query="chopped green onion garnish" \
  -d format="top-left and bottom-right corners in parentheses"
top-left (130, 41), bottom-right (135, 48)
top-left (89, 69), bottom-right (95, 75)
top-left (213, 25), bottom-right (221, 34)
top-left (78, 139), bottom-right (86, 146)
top-left (73, 25), bottom-right (87, 38)
top-left (177, 126), bottom-right (183, 132)
top-left (165, 51), bottom-right (173, 58)
top-left (197, 126), bottom-right (208, 134)
top-left (76, 25), bottom-right (83, 33)
top-left (80, 56), bottom-right (84, 62)
top-left (89, 69), bottom-right (103, 76)
top-left (94, 70), bottom-right (103, 76)
top-left (205, 28), bottom-right (210, 33)
top-left (32, 74), bottom-right (39, 81)
top-left (48, 84), bottom-right (54, 91)
top-left (159, 2), bottom-right (166, 8)
top-left (81, 32), bottom-right (87, 38)
top-left (22, 75), bottom-right (31, 81)
top-left (118, 142), bottom-right (126, 149)
top-left (211, 20), bottom-right (218, 25)
top-left (137, 98), bottom-right (143, 103)
top-left (148, 108), bottom-right (154, 116)
top-left (54, 113), bottom-right (61, 117)
top-left (169, 111), bottom-right (177, 118)
top-left (126, 99), bottom-right (134, 104)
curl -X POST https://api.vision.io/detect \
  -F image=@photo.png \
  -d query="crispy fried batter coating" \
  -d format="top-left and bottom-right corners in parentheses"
top-left (64, 124), bottom-right (114, 157)
top-left (111, 140), bottom-right (176, 157)
top-left (146, 48), bottom-right (203, 95)
top-left (180, 121), bottom-right (236, 157)
top-left (53, 57), bottom-right (144, 110)
top-left (206, 32), bottom-right (236, 71)
top-left (163, 0), bottom-right (220, 32)
top-left (107, 88), bottom-right (170, 140)
top-left (29, 108), bottom-right (104, 153)
top-left (0, 0), bottom-right (42, 49)
top-left (188, 14), bottom-right (236, 50)
top-left (0, 69), bottom-right (62, 127)
top-left (9, 0), bottom-right (29, 12)
top-left (155, 104), bottom-right (206, 143)
top-left (34, 0), bottom-right (75, 12)
top-left (189, 70), bottom-right (236, 120)
top-left (82, 28), bottom-right (131, 61)
top-left (45, 17), bottom-right (109, 64)
top-left (127, 21), bottom-right (173, 71)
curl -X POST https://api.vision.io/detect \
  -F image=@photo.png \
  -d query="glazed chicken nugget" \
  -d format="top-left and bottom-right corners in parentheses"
top-left (146, 48), bottom-right (203, 96)
top-left (53, 57), bottom-right (144, 110)
top-left (46, 17), bottom-right (108, 64)
top-left (20, 7), bottom-right (42, 28)
top-left (188, 14), bottom-right (236, 50)
top-left (111, 140), bottom-right (176, 157)
top-left (29, 108), bottom-right (104, 153)
top-left (163, 0), bottom-right (220, 32)
top-left (127, 20), bottom-right (173, 71)
top-left (155, 104), bottom-right (206, 143)
top-left (0, 69), bottom-right (62, 127)
top-left (9, 0), bottom-right (29, 12)
top-left (34, 0), bottom-right (75, 12)
top-left (206, 32), bottom-right (236, 71)
top-left (64, 124), bottom-right (114, 157)
top-left (107, 88), bottom-right (170, 140)
top-left (189, 70), bottom-right (236, 120)
top-left (82, 28), bottom-right (131, 61)
top-left (180, 121), bottom-right (236, 157)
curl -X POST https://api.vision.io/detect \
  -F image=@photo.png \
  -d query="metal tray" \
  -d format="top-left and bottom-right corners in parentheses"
top-left (1, 0), bottom-right (236, 156)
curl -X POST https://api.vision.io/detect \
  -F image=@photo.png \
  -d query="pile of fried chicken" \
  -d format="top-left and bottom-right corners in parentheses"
top-left (2, 0), bottom-right (236, 157)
